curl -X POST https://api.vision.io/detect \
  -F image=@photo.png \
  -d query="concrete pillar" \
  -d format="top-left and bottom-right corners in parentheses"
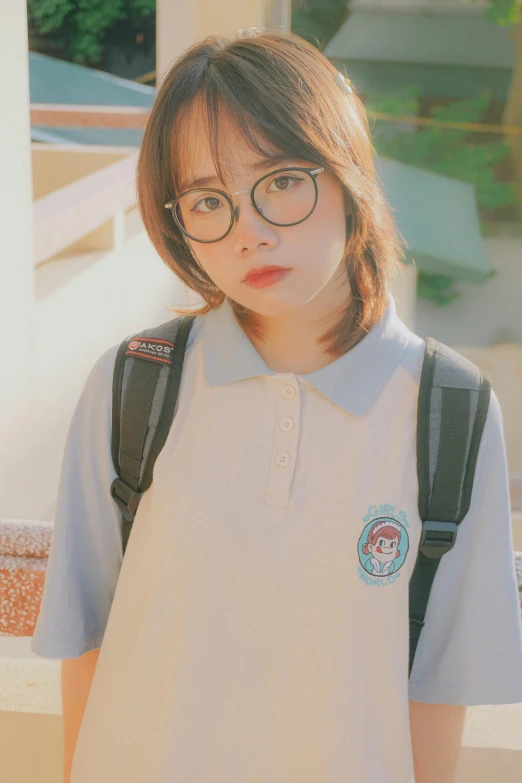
top-left (157, 0), bottom-right (291, 84)
top-left (0, 0), bottom-right (36, 519)
top-left (264, 0), bottom-right (291, 31)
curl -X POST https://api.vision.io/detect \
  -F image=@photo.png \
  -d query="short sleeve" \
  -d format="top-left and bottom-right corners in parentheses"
top-left (408, 390), bottom-right (522, 706)
top-left (30, 344), bottom-right (123, 660)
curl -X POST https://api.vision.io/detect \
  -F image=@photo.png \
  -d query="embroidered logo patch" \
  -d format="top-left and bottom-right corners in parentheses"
top-left (357, 510), bottom-right (410, 587)
top-left (125, 337), bottom-right (175, 365)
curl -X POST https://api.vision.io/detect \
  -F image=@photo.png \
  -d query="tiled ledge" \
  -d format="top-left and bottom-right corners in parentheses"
top-left (1, 518), bottom-right (522, 638)
top-left (0, 520), bottom-right (52, 637)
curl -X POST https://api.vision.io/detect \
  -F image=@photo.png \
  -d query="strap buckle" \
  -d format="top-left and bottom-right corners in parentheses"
top-left (110, 478), bottom-right (142, 523)
top-left (419, 520), bottom-right (458, 559)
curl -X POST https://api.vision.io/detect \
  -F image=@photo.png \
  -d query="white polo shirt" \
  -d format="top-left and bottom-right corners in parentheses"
top-left (31, 295), bottom-right (522, 783)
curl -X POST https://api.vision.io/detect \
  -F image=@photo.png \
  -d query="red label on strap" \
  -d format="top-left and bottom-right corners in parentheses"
top-left (125, 337), bottom-right (174, 365)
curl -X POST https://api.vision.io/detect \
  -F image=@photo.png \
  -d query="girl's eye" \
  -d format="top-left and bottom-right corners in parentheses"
top-left (192, 195), bottom-right (223, 213)
top-left (379, 540), bottom-right (385, 547)
top-left (266, 174), bottom-right (303, 192)
top-left (391, 541), bottom-right (396, 548)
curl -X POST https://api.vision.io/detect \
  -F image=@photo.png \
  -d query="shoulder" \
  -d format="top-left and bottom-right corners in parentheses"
top-left (185, 315), bottom-right (205, 353)
top-left (86, 343), bottom-right (120, 390)
top-left (398, 327), bottom-right (425, 386)
top-left (130, 313), bottom-right (206, 358)
top-left (476, 387), bottom-right (504, 466)
top-left (397, 329), bottom-right (495, 403)
top-left (88, 314), bottom-right (207, 388)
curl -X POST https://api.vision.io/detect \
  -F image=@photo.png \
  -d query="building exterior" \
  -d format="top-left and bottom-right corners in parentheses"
top-left (325, 0), bottom-right (513, 104)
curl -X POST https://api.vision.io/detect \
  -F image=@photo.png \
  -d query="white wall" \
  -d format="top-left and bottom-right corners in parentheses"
top-left (0, 0), bottom-right (35, 521)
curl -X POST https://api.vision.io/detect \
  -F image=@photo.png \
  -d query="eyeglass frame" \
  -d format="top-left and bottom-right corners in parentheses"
top-left (164, 165), bottom-right (325, 244)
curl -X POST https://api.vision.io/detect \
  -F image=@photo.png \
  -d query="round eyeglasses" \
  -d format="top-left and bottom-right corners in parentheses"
top-left (164, 166), bottom-right (325, 244)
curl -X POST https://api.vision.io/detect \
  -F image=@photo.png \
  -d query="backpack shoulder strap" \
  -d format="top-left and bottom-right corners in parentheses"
top-left (110, 315), bottom-right (195, 556)
top-left (408, 337), bottom-right (491, 677)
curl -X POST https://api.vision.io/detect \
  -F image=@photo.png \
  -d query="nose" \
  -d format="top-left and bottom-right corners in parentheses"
top-left (230, 193), bottom-right (277, 252)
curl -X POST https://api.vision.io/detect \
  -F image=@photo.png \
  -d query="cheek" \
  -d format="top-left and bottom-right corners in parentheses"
top-left (316, 181), bottom-right (347, 226)
top-left (306, 196), bottom-right (347, 259)
top-left (286, 216), bottom-right (346, 276)
top-left (188, 245), bottom-right (229, 283)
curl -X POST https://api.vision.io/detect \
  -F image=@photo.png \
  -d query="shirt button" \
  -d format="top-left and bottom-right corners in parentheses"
top-left (279, 417), bottom-right (294, 432)
top-left (275, 451), bottom-right (291, 468)
top-left (282, 384), bottom-right (296, 400)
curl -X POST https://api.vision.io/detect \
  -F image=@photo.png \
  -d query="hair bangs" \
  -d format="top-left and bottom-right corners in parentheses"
top-left (170, 88), bottom-right (291, 198)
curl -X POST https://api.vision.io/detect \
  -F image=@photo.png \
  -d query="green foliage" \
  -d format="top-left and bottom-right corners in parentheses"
top-left (416, 271), bottom-right (462, 307)
top-left (472, 0), bottom-right (522, 26)
top-left (29, 0), bottom-right (349, 65)
top-left (291, 0), bottom-right (349, 49)
top-left (365, 88), bottom-right (516, 305)
top-left (28, 0), bottom-right (155, 64)
top-left (418, 267), bottom-right (498, 307)
top-left (367, 89), bottom-right (516, 212)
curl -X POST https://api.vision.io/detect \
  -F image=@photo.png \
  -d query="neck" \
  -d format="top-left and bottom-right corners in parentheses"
top-left (246, 268), bottom-right (352, 375)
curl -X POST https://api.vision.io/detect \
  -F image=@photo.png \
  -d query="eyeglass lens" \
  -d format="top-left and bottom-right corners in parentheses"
top-left (174, 169), bottom-right (317, 242)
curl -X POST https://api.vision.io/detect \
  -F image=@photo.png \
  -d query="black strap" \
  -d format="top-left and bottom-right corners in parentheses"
top-left (408, 338), bottom-right (491, 676)
top-left (119, 360), bottom-right (163, 489)
top-left (110, 315), bottom-right (195, 555)
top-left (140, 315), bottom-right (194, 489)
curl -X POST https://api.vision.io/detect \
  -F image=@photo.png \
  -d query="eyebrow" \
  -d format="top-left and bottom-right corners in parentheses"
top-left (178, 155), bottom-right (296, 193)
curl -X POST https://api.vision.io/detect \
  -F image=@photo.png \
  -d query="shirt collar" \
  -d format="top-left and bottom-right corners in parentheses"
top-left (203, 294), bottom-right (410, 416)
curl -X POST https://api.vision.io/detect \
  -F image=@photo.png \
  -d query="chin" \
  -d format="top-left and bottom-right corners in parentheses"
top-left (242, 296), bottom-right (308, 318)
top-left (236, 283), bottom-right (321, 315)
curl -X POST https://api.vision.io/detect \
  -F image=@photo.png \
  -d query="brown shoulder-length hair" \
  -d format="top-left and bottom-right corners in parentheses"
top-left (137, 28), bottom-right (405, 357)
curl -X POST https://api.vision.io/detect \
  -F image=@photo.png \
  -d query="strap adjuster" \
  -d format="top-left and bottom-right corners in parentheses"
top-left (419, 520), bottom-right (458, 559)
top-left (110, 478), bottom-right (142, 523)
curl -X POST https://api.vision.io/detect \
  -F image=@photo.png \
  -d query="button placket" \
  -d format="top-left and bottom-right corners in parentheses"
top-left (282, 383), bottom-right (296, 400)
top-left (266, 376), bottom-right (301, 508)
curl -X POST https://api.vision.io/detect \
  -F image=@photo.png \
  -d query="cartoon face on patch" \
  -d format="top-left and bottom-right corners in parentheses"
top-left (358, 517), bottom-right (409, 578)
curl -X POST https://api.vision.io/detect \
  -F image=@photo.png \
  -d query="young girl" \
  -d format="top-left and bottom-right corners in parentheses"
top-left (31, 29), bottom-right (522, 783)
top-left (361, 518), bottom-right (404, 576)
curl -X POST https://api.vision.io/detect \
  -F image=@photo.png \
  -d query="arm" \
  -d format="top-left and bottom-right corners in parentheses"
top-left (409, 700), bottom-right (466, 783)
top-left (61, 648), bottom-right (100, 783)
top-left (408, 393), bottom-right (522, 710)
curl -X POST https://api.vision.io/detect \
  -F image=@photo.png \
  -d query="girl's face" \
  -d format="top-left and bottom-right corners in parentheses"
top-left (368, 536), bottom-right (399, 563)
top-left (175, 112), bottom-right (350, 318)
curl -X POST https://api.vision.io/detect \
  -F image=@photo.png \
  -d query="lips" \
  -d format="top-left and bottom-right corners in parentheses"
top-left (243, 265), bottom-right (291, 284)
